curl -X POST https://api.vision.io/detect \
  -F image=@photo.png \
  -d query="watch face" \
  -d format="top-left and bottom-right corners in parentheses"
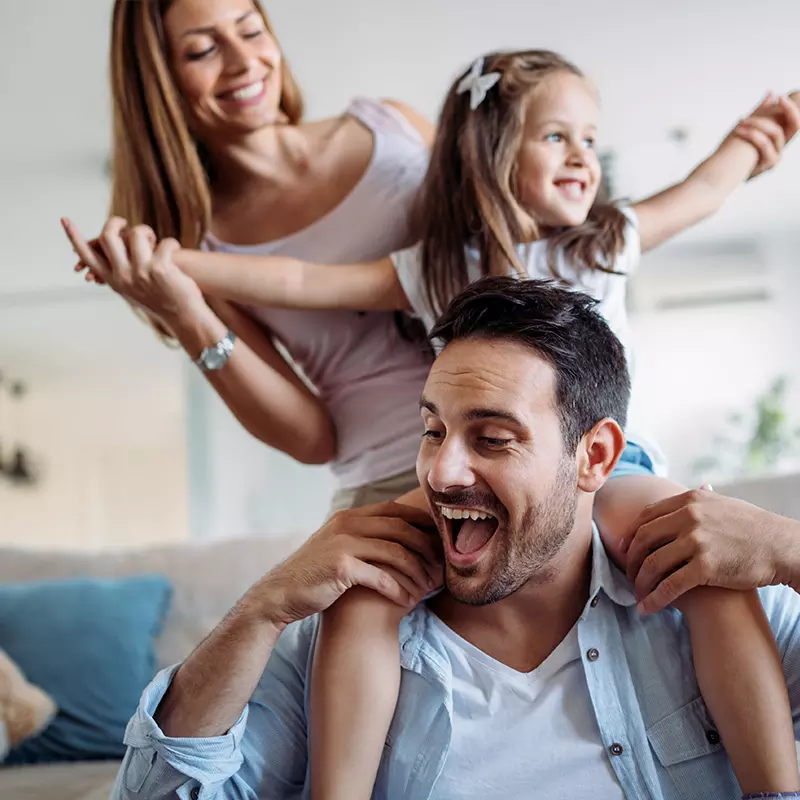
top-left (204, 347), bottom-right (226, 370)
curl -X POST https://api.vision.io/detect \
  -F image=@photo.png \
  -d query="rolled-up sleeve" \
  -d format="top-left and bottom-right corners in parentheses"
top-left (111, 618), bottom-right (318, 800)
top-left (760, 585), bottom-right (800, 738)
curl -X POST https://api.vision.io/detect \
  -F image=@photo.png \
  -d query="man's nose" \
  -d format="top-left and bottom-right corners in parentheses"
top-left (426, 438), bottom-right (476, 494)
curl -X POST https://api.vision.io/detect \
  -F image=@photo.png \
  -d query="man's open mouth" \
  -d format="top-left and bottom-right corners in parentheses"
top-left (438, 506), bottom-right (500, 555)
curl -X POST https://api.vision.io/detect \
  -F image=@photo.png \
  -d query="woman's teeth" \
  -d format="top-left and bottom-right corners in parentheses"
top-left (230, 81), bottom-right (264, 101)
top-left (439, 507), bottom-right (493, 521)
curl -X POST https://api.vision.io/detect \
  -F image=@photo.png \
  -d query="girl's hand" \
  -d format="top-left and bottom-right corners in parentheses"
top-left (734, 92), bottom-right (800, 179)
top-left (62, 216), bottom-right (205, 325)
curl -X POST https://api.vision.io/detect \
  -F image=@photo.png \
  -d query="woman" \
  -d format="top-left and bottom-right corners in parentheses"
top-left (68, 0), bottom-right (435, 510)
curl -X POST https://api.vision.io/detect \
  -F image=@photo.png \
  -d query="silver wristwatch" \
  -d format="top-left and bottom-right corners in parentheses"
top-left (194, 330), bottom-right (236, 371)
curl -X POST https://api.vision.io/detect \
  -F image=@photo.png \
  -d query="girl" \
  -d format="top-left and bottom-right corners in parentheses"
top-left (68, 52), bottom-right (800, 798)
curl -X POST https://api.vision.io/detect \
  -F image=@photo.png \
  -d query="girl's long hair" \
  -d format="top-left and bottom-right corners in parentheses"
top-left (416, 50), bottom-right (628, 317)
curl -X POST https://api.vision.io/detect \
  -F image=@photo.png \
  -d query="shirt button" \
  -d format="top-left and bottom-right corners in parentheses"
top-left (590, 595), bottom-right (599, 608)
top-left (706, 729), bottom-right (721, 745)
top-left (609, 743), bottom-right (624, 756)
top-left (191, 788), bottom-right (200, 800)
top-left (586, 648), bottom-right (600, 661)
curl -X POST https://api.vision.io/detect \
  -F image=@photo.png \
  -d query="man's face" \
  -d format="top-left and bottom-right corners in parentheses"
top-left (417, 337), bottom-right (580, 605)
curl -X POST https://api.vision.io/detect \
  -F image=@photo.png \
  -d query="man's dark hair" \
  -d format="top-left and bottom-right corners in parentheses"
top-left (429, 277), bottom-right (631, 450)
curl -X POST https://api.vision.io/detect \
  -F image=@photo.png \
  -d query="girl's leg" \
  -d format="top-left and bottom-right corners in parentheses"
top-left (597, 475), bottom-right (800, 794)
top-left (314, 482), bottom-right (430, 799)
top-left (310, 587), bottom-right (408, 800)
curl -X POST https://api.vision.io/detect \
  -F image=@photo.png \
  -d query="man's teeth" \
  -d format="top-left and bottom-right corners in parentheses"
top-left (439, 507), bottom-right (493, 521)
top-left (231, 81), bottom-right (264, 101)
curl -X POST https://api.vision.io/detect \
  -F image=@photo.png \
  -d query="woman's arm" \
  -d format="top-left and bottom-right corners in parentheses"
top-left (175, 250), bottom-right (411, 312)
top-left (63, 218), bottom-right (337, 464)
top-left (191, 297), bottom-right (337, 464)
top-left (632, 93), bottom-right (800, 252)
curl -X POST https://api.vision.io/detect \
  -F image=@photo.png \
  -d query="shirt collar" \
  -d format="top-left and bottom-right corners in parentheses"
top-left (584, 523), bottom-right (637, 615)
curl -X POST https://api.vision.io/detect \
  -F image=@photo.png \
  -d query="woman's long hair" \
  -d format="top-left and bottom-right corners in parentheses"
top-left (108, 0), bottom-right (303, 249)
top-left (106, 1), bottom-right (304, 338)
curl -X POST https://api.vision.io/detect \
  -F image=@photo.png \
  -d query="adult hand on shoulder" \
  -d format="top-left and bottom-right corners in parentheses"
top-left (244, 501), bottom-right (443, 629)
top-left (61, 216), bottom-right (205, 327)
top-left (622, 488), bottom-right (800, 615)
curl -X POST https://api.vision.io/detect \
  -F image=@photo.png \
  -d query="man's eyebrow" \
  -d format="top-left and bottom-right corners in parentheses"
top-left (420, 399), bottom-right (525, 428)
top-left (420, 398), bottom-right (438, 417)
top-left (463, 407), bottom-right (526, 428)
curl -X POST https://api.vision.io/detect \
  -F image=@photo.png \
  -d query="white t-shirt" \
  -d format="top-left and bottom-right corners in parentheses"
top-left (391, 207), bottom-right (639, 354)
top-left (429, 616), bottom-right (625, 800)
top-left (391, 208), bottom-right (667, 474)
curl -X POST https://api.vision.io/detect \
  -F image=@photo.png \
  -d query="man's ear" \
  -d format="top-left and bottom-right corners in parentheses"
top-left (575, 418), bottom-right (626, 493)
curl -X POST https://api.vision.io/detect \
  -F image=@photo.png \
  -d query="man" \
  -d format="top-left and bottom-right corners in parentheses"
top-left (113, 278), bottom-right (800, 799)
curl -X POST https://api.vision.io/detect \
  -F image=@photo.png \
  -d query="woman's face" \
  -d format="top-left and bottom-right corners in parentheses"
top-left (164, 0), bottom-right (284, 138)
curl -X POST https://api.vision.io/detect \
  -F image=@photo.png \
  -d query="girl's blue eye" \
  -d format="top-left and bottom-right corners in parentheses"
top-left (583, 137), bottom-right (596, 149)
top-left (546, 132), bottom-right (565, 143)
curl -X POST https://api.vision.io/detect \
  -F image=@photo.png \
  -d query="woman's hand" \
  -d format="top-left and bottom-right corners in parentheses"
top-left (62, 216), bottom-right (205, 327)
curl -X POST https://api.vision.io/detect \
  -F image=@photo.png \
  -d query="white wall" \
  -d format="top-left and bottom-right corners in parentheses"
top-left (0, 377), bottom-right (188, 550)
top-left (186, 368), bottom-right (334, 540)
top-left (629, 232), bottom-right (800, 484)
top-left (0, 292), bottom-right (190, 549)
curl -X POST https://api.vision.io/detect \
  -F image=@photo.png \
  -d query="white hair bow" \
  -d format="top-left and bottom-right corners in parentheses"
top-left (456, 57), bottom-right (501, 110)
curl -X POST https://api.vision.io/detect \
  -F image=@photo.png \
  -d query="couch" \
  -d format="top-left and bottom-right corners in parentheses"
top-left (0, 532), bottom-right (305, 800)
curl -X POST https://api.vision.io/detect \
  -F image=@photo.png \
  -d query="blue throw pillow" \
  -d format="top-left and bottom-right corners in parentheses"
top-left (0, 574), bottom-right (172, 765)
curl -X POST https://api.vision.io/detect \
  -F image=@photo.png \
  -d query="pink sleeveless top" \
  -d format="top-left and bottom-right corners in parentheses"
top-left (204, 98), bottom-right (433, 490)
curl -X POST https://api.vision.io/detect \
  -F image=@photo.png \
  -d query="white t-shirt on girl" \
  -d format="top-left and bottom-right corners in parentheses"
top-left (391, 207), bottom-right (665, 473)
top-left (391, 207), bottom-right (639, 355)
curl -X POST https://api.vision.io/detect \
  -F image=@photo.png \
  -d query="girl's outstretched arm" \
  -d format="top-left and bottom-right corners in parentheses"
top-left (632, 91), bottom-right (800, 252)
top-left (175, 249), bottom-right (411, 312)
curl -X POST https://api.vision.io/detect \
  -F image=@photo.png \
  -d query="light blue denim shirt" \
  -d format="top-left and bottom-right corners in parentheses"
top-left (112, 528), bottom-right (800, 800)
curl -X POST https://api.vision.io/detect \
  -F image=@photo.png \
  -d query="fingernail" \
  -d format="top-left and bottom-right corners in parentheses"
top-left (636, 601), bottom-right (646, 615)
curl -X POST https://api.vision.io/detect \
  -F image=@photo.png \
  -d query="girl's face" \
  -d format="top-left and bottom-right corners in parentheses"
top-left (164, 0), bottom-right (284, 140)
top-left (515, 71), bottom-right (602, 228)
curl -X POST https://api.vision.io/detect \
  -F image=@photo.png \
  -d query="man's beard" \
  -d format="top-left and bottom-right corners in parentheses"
top-left (444, 458), bottom-right (579, 606)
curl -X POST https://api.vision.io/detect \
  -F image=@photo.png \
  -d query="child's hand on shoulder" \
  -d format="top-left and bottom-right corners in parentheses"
top-left (734, 91), bottom-right (800, 179)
